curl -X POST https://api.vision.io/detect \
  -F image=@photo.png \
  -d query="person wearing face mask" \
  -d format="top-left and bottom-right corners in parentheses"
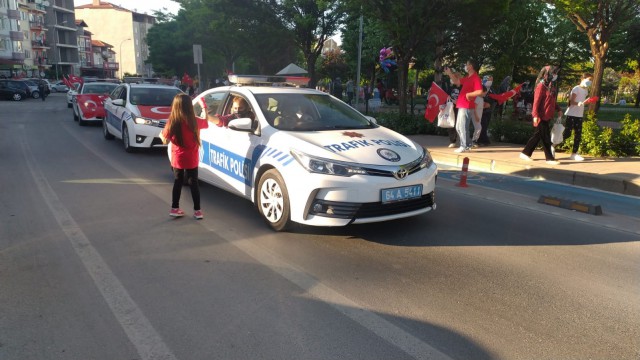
top-left (208, 97), bottom-right (255, 128)
top-left (444, 59), bottom-right (484, 153)
top-left (520, 65), bottom-right (562, 165)
top-left (562, 73), bottom-right (592, 161)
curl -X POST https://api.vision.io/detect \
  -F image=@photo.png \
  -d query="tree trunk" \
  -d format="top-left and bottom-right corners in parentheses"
top-left (434, 30), bottom-right (444, 86)
top-left (306, 53), bottom-right (318, 88)
top-left (589, 54), bottom-right (605, 113)
top-left (397, 57), bottom-right (409, 115)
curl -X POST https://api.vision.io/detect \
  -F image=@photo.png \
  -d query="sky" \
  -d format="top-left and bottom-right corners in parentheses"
top-left (73, 0), bottom-right (181, 16)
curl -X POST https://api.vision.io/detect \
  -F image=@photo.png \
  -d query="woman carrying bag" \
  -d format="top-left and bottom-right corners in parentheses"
top-left (519, 65), bottom-right (562, 165)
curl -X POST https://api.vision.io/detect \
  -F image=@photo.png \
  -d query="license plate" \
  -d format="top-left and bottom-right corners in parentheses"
top-left (381, 184), bottom-right (423, 204)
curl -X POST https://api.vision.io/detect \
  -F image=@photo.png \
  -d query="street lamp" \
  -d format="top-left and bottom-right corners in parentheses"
top-left (119, 38), bottom-right (131, 80)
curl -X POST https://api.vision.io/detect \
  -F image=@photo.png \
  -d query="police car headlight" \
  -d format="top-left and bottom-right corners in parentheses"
top-left (291, 150), bottom-right (367, 177)
top-left (420, 148), bottom-right (434, 169)
top-left (132, 114), bottom-right (153, 125)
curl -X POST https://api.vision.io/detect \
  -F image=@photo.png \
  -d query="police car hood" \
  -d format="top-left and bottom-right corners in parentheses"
top-left (286, 126), bottom-right (422, 165)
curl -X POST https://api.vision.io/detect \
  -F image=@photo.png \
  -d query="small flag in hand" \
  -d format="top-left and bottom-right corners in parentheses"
top-left (424, 82), bottom-right (449, 123)
top-left (489, 83), bottom-right (523, 105)
top-left (582, 96), bottom-right (599, 105)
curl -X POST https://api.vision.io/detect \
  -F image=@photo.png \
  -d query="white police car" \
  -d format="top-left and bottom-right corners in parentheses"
top-left (103, 83), bottom-right (183, 152)
top-left (187, 75), bottom-right (437, 231)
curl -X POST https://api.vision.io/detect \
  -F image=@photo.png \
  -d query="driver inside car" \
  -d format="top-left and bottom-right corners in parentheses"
top-left (208, 96), bottom-right (254, 127)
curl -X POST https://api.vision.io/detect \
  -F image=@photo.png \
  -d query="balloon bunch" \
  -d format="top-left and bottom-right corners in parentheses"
top-left (379, 47), bottom-right (397, 74)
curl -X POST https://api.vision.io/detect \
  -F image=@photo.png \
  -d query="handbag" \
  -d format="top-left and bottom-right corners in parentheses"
top-left (551, 117), bottom-right (564, 145)
top-left (437, 100), bottom-right (455, 128)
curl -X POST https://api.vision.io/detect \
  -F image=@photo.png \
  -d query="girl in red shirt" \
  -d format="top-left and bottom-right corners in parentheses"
top-left (161, 94), bottom-right (209, 219)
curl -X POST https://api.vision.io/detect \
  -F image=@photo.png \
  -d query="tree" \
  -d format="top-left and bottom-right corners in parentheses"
top-left (278, 0), bottom-right (346, 87)
top-left (546, 0), bottom-right (640, 111)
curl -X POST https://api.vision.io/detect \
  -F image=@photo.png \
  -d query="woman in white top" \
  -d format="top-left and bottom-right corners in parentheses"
top-left (563, 73), bottom-right (592, 161)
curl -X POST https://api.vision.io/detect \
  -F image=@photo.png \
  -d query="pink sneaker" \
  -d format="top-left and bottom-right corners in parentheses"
top-left (193, 210), bottom-right (203, 220)
top-left (170, 208), bottom-right (185, 217)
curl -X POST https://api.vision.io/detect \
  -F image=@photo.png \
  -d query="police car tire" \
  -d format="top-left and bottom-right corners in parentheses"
top-left (73, 106), bottom-right (79, 121)
top-left (103, 120), bottom-right (114, 140)
top-left (123, 125), bottom-right (136, 153)
top-left (257, 169), bottom-right (291, 232)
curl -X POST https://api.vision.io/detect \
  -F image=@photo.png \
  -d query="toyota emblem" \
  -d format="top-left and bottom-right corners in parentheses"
top-left (394, 168), bottom-right (408, 180)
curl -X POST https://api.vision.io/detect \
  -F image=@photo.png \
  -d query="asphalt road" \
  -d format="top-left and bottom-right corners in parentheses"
top-left (1, 94), bottom-right (639, 360)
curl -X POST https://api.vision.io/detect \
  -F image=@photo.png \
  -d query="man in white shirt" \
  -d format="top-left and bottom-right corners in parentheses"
top-left (563, 73), bottom-right (592, 161)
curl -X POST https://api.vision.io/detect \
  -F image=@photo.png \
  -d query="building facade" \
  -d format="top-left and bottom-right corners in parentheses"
top-left (45, 0), bottom-right (78, 79)
top-left (75, 0), bottom-right (155, 78)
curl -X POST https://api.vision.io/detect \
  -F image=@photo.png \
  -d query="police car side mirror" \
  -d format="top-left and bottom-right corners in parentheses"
top-left (228, 117), bottom-right (253, 132)
top-left (365, 116), bottom-right (378, 125)
top-left (112, 99), bottom-right (125, 106)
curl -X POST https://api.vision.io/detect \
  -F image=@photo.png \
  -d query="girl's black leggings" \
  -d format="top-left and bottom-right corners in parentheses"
top-left (171, 167), bottom-right (200, 210)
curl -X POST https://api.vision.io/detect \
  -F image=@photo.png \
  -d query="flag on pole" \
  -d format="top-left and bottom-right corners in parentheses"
top-left (488, 83), bottom-right (523, 105)
top-left (424, 82), bottom-right (449, 122)
top-left (67, 74), bottom-right (84, 87)
top-left (62, 75), bottom-right (73, 88)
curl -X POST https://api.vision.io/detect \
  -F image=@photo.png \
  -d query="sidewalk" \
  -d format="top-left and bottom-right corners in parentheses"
top-left (407, 134), bottom-right (640, 197)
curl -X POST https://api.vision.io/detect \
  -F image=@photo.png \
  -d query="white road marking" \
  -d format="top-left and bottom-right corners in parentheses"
top-left (20, 137), bottom-right (178, 360)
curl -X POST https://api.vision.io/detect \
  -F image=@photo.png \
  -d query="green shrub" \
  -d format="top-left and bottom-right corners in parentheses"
top-left (488, 118), bottom-right (533, 144)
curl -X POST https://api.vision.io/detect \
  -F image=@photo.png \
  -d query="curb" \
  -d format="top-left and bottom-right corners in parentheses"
top-left (430, 150), bottom-right (640, 197)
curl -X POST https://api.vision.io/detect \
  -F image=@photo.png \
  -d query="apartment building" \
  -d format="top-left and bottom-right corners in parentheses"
top-left (45, 0), bottom-right (78, 78)
top-left (75, 0), bottom-right (155, 78)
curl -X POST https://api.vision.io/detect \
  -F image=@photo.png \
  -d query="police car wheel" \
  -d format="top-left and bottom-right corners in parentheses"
top-left (73, 105), bottom-right (79, 122)
top-left (257, 169), bottom-right (291, 232)
top-left (103, 120), bottom-right (114, 140)
top-left (123, 125), bottom-right (136, 153)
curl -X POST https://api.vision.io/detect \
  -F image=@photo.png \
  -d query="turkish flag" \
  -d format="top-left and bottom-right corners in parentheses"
top-left (489, 83), bottom-right (523, 105)
top-left (424, 82), bottom-right (449, 122)
top-left (583, 96), bottom-right (599, 105)
top-left (68, 74), bottom-right (84, 87)
top-left (62, 75), bottom-right (73, 88)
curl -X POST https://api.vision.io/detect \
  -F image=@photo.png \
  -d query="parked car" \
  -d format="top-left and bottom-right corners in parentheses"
top-left (51, 80), bottom-right (69, 92)
top-left (19, 80), bottom-right (40, 99)
top-left (27, 78), bottom-right (52, 92)
top-left (72, 82), bottom-right (119, 126)
top-left (0, 80), bottom-right (28, 101)
top-left (103, 83), bottom-right (183, 152)
top-left (168, 74), bottom-right (437, 231)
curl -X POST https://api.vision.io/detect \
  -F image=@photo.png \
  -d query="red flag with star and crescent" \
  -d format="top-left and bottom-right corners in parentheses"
top-left (424, 82), bottom-right (449, 123)
top-left (488, 83), bottom-right (523, 105)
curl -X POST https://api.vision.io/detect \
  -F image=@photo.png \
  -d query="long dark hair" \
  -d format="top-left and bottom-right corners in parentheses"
top-left (535, 65), bottom-right (560, 86)
top-left (165, 93), bottom-right (199, 147)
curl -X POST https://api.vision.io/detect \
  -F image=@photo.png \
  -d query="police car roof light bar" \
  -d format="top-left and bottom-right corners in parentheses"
top-left (228, 74), bottom-right (310, 88)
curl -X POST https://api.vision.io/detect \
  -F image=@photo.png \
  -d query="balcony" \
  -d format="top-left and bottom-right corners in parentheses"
top-left (30, 21), bottom-right (46, 30)
top-left (32, 40), bottom-right (49, 48)
top-left (7, 9), bottom-right (20, 20)
top-left (13, 52), bottom-right (26, 61)
top-left (10, 31), bottom-right (25, 41)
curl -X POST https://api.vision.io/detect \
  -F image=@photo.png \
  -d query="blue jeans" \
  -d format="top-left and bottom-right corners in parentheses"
top-left (455, 108), bottom-right (473, 149)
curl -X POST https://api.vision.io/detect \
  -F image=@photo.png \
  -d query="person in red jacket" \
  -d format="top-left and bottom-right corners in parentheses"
top-left (520, 65), bottom-right (562, 165)
top-left (161, 94), bottom-right (211, 219)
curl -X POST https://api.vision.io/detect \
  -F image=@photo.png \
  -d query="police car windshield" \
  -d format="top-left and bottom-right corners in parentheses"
top-left (255, 93), bottom-right (375, 131)
top-left (130, 88), bottom-right (181, 106)
top-left (82, 84), bottom-right (118, 94)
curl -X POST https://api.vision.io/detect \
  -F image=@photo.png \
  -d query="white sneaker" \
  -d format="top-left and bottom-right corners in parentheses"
top-left (570, 153), bottom-right (584, 161)
top-left (448, 143), bottom-right (457, 148)
top-left (546, 160), bottom-right (560, 165)
top-left (519, 153), bottom-right (532, 161)
top-left (454, 146), bottom-right (466, 153)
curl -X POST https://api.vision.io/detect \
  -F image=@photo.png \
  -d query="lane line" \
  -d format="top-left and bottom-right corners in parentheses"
top-left (20, 137), bottom-right (178, 360)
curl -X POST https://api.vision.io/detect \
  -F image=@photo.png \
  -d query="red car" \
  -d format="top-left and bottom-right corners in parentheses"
top-left (72, 82), bottom-right (119, 126)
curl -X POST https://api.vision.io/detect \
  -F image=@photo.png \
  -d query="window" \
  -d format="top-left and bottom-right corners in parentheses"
top-left (24, 49), bottom-right (30, 59)
top-left (0, 37), bottom-right (7, 51)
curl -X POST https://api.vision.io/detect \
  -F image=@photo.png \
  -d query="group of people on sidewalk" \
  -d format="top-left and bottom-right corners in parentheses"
top-left (442, 59), bottom-right (592, 164)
